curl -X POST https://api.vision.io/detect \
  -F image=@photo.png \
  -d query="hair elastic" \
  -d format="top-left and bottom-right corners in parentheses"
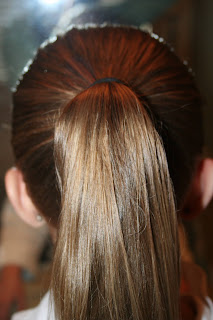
top-left (89, 77), bottom-right (124, 87)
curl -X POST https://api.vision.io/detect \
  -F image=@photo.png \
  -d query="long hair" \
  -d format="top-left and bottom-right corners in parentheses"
top-left (12, 26), bottom-right (203, 320)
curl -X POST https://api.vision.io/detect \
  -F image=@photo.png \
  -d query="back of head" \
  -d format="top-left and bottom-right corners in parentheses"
top-left (12, 26), bottom-right (203, 320)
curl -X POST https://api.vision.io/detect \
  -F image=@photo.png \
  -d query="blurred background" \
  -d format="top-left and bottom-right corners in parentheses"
top-left (0, 0), bottom-right (213, 313)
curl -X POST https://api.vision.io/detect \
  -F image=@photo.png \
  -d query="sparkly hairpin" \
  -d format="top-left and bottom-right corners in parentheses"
top-left (12, 24), bottom-right (194, 93)
top-left (149, 31), bottom-right (194, 76)
top-left (11, 34), bottom-right (59, 93)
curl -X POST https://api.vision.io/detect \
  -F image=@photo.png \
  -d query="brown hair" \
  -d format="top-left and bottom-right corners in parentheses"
top-left (12, 26), bottom-right (203, 320)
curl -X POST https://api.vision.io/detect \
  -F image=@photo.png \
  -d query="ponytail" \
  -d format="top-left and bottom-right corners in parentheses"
top-left (13, 26), bottom-right (202, 320)
top-left (52, 81), bottom-right (180, 320)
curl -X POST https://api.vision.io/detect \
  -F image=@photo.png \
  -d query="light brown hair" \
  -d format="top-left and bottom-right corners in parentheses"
top-left (12, 26), bottom-right (203, 319)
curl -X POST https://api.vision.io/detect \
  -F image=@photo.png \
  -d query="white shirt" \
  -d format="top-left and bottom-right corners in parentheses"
top-left (202, 297), bottom-right (213, 320)
top-left (11, 292), bottom-right (55, 320)
top-left (11, 291), bottom-right (213, 320)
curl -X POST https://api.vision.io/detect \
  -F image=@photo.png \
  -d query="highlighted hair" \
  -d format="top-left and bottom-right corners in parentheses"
top-left (12, 26), bottom-right (203, 320)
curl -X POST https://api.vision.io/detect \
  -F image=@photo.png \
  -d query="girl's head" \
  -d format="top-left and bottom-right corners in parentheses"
top-left (5, 26), bottom-right (213, 320)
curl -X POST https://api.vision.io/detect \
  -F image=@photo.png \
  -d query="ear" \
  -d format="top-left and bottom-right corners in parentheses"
top-left (5, 168), bottom-right (46, 228)
top-left (181, 158), bottom-right (213, 219)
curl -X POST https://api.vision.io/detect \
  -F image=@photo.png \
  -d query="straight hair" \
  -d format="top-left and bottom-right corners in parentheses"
top-left (12, 26), bottom-right (203, 319)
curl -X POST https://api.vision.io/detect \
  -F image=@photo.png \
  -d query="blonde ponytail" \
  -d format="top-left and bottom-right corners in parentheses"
top-left (52, 82), bottom-right (179, 320)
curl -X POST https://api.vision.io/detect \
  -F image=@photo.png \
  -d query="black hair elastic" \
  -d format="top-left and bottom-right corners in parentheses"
top-left (89, 77), bottom-right (125, 87)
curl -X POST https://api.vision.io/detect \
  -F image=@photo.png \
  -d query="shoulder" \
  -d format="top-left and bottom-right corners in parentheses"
top-left (11, 291), bottom-right (55, 320)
